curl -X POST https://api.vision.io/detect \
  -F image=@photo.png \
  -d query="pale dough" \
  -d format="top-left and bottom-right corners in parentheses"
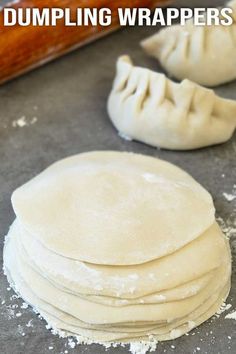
top-left (141, 0), bottom-right (236, 87)
top-left (4, 234), bottom-right (230, 341)
top-left (14, 220), bottom-right (226, 299)
top-left (12, 151), bottom-right (215, 264)
top-left (3, 151), bottom-right (232, 344)
top-left (108, 57), bottom-right (236, 150)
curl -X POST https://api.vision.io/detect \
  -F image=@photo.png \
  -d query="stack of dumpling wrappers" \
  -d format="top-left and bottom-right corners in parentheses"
top-left (4, 151), bottom-right (231, 344)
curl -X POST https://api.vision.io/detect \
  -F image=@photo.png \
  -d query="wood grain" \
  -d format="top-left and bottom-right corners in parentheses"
top-left (0, 0), bottom-right (171, 84)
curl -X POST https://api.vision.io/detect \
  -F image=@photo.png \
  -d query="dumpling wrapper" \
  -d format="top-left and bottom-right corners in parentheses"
top-left (12, 151), bottom-right (215, 265)
top-left (12, 220), bottom-right (223, 305)
top-left (4, 248), bottom-right (230, 342)
top-left (4, 233), bottom-right (231, 325)
top-left (108, 57), bottom-right (236, 150)
top-left (13, 219), bottom-right (227, 299)
top-left (141, 0), bottom-right (236, 87)
top-left (31, 284), bottom-right (231, 342)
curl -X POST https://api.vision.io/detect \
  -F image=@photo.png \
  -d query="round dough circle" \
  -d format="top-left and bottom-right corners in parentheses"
top-left (4, 151), bottom-right (232, 345)
top-left (12, 151), bottom-right (215, 265)
top-left (14, 220), bottom-right (226, 300)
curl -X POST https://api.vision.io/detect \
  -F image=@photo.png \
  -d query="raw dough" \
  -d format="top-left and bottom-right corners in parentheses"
top-left (141, 0), bottom-right (236, 87)
top-left (108, 56), bottom-right (236, 150)
top-left (4, 233), bottom-right (231, 341)
top-left (15, 220), bottom-right (226, 299)
top-left (12, 151), bottom-right (215, 264)
top-left (3, 151), bottom-right (232, 345)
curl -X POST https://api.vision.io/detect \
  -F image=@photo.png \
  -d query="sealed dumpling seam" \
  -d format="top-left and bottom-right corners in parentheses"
top-left (141, 0), bottom-right (236, 87)
top-left (108, 56), bottom-right (236, 150)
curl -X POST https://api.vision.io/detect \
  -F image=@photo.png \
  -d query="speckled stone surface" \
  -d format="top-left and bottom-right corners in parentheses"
top-left (0, 0), bottom-right (235, 353)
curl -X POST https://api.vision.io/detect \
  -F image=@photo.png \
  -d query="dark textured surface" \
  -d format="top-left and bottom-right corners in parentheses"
top-left (0, 0), bottom-right (236, 353)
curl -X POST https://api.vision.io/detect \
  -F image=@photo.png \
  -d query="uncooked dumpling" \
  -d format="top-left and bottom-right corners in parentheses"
top-left (141, 0), bottom-right (236, 87)
top-left (107, 56), bottom-right (236, 150)
top-left (3, 151), bottom-right (232, 347)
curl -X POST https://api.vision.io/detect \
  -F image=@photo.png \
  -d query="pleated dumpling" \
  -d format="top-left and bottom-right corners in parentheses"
top-left (107, 56), bottom-right (236, 150)
top-left (141, 0), bottom-right (236, 87)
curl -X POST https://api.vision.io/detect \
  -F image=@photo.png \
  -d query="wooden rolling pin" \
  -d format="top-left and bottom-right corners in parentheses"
top-left (0, 0), bottom-right (171, 84)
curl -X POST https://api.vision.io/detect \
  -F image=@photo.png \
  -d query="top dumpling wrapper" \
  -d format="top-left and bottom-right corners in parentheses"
top-left (141, 0), bottom-right (236, 87)
top-left (12, 151), bottom-right (215, 265)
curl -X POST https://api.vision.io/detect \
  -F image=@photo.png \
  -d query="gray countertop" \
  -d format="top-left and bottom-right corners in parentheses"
top-left (0, 0), bottom-right (235, 353)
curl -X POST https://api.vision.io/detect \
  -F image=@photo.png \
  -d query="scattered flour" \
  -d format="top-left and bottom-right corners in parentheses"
top-left (17, 324), bottom-right (25, 337)
top-left (225, 310), bottom-right (236, 320)
top-left (215, 302), bottom-right (232, 318)
top-left (5, 308), bottom-right (15, 319)
top-left (10, 294), bottom-right (20, 300)
top-left (12, 116), bottom-right (37, 128)
top-left (26, 319), bottom-right (33, 328)
top-left (129, 339), bottom-right (158, 354)
top-left (21, 302), bottom-right (29, 309)
top-left (216, 216), bottom-right (236, 240)
top-left (34, 319), bottom-right (159, 354)
top-left (223, 192), bottom-right (236, 202)
top-left (68, 338), bottom-right (76, 349)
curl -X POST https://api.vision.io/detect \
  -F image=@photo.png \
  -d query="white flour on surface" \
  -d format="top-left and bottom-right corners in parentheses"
top-left (225, 310), bottom-right (236, 320)
top-left (223, 192), bottom-right (236, 202)
top-left (26, 319), bottom-right (33, 328)
top-left (214, 302), bottom-right (232, 318)
top-left (12, 116), bottom-right (37, 128)
top-left (129, 340), bottom-right (157, 354)
top-left (45, 320), bottom-right (159, 354)
top-left (216, 215), bottom-right (236, 240)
